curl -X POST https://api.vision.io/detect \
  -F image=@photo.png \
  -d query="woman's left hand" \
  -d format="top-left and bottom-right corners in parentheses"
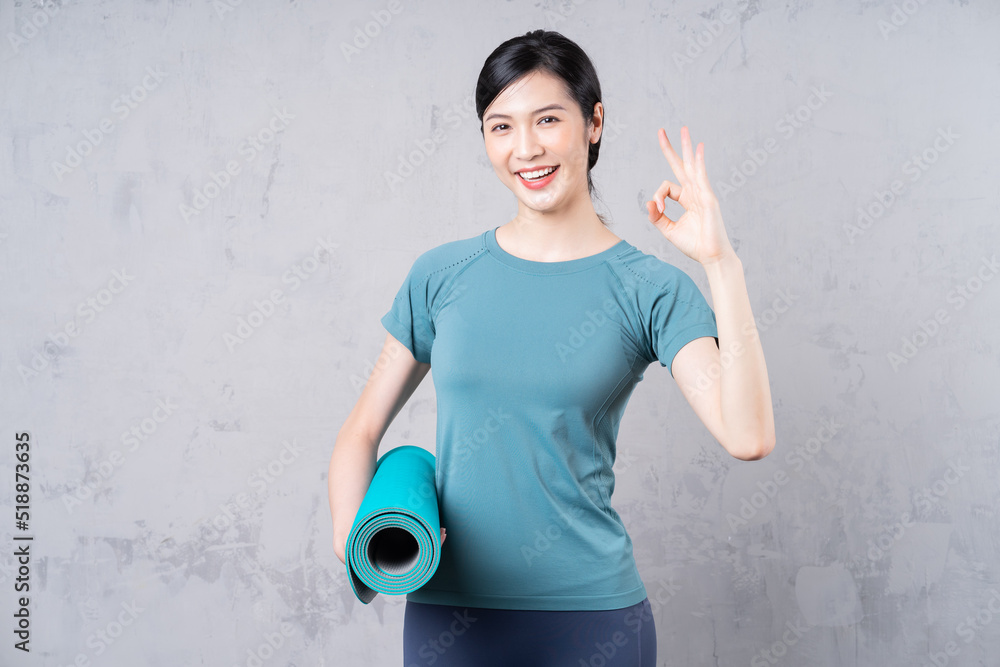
top-left (645, 126), bottom-right (735, 266)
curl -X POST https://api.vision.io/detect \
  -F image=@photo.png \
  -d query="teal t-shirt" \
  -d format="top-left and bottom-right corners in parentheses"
top-left (380, 226), bottom-right (719, 611)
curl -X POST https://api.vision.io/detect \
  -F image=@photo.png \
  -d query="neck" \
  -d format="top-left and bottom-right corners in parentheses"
top-left (499, 213), bottom-right (617, 263)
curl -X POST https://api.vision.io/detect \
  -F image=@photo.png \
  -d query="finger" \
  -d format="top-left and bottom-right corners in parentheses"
top-left (645, 200), bottom-right (659, 222)
top-left (681, 126), bottom-right (695, 177)
top-left (694, 142), bottom-right (716, 200)
top-left (646, 199), bottom-right (676, 227)
top-left (695, 142), bottom-right (709, 189)
top-left (653, 179), bottom-right (683, 212)
top-left (657, 128), bottom-right (688, 186)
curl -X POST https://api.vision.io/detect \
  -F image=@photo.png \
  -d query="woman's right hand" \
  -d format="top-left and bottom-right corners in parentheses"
top-left (441, 526), bottom-right (447, 546)
top-left (334, 537), bottom-right (347, 566)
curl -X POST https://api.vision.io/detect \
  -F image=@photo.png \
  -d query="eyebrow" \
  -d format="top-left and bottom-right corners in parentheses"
top-left (484, 104), bottom-right (567, 123)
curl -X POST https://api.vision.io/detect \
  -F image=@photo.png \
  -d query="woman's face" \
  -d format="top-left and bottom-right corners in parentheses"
top-left (482, 69), bottom-right (601, 213)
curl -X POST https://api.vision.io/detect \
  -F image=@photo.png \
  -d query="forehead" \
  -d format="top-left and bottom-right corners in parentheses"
top-left (486, 70), bottom-right (571, 113)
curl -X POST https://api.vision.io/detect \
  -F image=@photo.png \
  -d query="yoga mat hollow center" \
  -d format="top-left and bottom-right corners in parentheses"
top-left (346, 445), bottom-right (441, 604)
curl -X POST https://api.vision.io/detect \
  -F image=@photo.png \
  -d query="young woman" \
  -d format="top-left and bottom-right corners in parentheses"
top-left (330, 29), bottom-right (775, 666)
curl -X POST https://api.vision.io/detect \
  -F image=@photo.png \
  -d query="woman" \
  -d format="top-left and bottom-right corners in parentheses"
top-left (330, 29), bottom-right (775, 666)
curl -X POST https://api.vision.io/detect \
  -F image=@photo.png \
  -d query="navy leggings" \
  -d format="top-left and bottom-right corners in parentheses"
top-left (403, 597), bottom-right (655, 666)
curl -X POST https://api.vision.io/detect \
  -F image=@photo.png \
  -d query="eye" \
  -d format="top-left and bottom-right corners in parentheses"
top-left (490, 116), bottom-right (559, 132)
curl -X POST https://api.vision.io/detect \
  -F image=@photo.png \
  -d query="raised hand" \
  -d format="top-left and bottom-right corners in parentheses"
top-left (645, 126), bottom-right (735, 266)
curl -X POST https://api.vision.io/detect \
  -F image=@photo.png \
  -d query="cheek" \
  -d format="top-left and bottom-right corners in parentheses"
top-left (487, 155), bottom-right (507, 178)
top-left (553, 135), bottom-right (587, 167)
top-left (484, 144), bottom-right (510, 174)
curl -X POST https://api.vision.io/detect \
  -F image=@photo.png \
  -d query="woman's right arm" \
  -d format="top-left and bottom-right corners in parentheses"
top-left (329, 331), bottom-right (432, 565)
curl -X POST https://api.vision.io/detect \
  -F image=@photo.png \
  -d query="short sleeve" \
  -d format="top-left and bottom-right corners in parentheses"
top-left (649, 268), bottom-right (719, 378)
top-left (380, 258), bottom-right (434, 364)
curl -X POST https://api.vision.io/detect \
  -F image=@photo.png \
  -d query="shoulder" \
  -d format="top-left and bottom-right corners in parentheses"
top-left (608, 243), bottom-right (700, 297)
top-left (405, 230), bottom-right (488, 284)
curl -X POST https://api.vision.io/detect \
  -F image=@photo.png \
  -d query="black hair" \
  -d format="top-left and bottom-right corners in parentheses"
top-left (476, 29), bottom-right (609, 225)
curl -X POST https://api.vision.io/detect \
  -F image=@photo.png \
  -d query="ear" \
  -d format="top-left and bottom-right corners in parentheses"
top-left (589, 101), bottom-right (604, 143)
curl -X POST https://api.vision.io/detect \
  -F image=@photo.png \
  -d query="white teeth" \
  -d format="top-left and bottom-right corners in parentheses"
top-left (519, 166), bottom-right (556, 180)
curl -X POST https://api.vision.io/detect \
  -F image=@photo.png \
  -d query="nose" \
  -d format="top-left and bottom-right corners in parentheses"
top-left (513, 127), bottom-right (543, 162)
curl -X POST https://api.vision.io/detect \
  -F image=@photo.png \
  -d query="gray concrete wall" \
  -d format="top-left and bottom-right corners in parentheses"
top-left (1, 1), bottom-right (998, 665)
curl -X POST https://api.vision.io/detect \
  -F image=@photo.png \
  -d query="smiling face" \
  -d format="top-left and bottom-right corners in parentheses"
top-left (482, 69), bottom-right (602, 214)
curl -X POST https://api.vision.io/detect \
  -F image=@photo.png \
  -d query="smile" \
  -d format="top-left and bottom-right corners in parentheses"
top-left (516, 165), bottom-right (559, 188)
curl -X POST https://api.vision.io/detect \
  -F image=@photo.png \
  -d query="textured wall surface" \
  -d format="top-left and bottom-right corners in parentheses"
top-left (1, 1), bottom-right (998, 665)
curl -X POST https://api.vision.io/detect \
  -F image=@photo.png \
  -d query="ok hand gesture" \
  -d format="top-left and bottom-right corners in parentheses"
top-left (645, 126), bottom-right (735, 266)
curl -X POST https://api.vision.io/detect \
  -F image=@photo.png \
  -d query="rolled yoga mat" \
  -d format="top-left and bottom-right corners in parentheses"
top-left (346, 445), bottom-right (441, 604)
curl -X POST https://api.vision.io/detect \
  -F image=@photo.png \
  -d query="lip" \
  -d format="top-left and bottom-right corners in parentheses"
top-left (515, 165), bottom-right (559, 189)
top-left (515, 165), bottom-right (558, 174)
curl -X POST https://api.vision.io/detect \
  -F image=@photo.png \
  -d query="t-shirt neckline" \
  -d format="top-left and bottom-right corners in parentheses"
top-left (485, 226), bottom-right (631, 275)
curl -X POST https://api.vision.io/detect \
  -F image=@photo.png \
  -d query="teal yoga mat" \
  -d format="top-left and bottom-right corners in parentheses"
top-left (346, 445), bottom-right (441, 604)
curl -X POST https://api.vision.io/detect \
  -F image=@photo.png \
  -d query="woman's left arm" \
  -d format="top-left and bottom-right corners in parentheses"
top-left (646, 126), bottom-right (775, 461)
